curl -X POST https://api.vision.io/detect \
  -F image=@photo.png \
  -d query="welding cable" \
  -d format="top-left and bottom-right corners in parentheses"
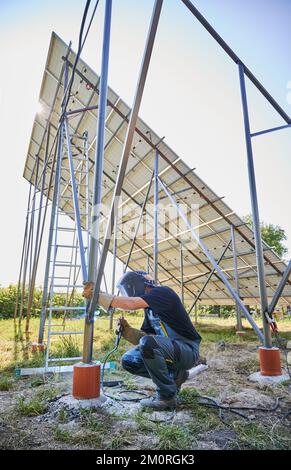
top-left (100, 329), bottom-right (149, 403)
top-left (191, 395), bottom-right (283, 424)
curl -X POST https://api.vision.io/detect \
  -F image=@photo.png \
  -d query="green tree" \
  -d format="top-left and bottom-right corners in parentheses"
top-left (243, 214), bottom-right (288, 258)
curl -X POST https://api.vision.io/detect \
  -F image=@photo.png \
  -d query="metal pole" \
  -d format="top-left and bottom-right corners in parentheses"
top-left (180, 243), bottom-right (184, 304)
top-left (188, 239), bottom-right (232, 314)
top-left (268, 259), bottom-right (291, 315)
top-left (158, 176), bottom-right (264, 343)
top-left (109, 210), bottom-right (118, 330)
top-left (84, 0), bottom-right (163, 363)
top-left (238, 62), bottom-right (272, 348)
top-left (26, 125), bottom-right (51, 327)
top-left (230, 224), bottom-right (243, 330)
top-left (82, 0), bottom-right (113, 362)
top-left (153, 148), bottom-right (159, 283)
top-left (181, 0), bottom-right (290, 124)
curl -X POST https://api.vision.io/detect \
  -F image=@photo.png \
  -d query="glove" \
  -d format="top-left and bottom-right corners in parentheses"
top-left (82, 282), bottom-right (115, 311)
top-left (116, 317), bottom-right (146, 346)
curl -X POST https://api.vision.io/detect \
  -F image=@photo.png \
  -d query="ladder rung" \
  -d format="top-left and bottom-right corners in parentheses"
top-left (53, 263), bottom-right (82, 267)
top-left (47, 306), bottom-right (86, 311)
top-left (49, 331), bottom-right (83, 336)
top-left (53, 284), bottom-right (84, 288)
top-left (48, 357), bottom-right (82, 363)
top-left (51, 276), bottom-right (70, 279)
top-left (58, 227), bottom-right (78, 232)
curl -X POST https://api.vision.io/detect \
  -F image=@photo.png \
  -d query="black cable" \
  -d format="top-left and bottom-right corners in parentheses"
top-left (101, 331), bottom-right (149, 403)
top-left (60, 0), bottom-right (100, 120)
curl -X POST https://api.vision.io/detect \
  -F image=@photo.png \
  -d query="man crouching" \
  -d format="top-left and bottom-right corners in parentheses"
top-left (83, 271), bottom-right (202, 411)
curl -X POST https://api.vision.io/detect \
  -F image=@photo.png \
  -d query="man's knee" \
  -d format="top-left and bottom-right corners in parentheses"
top-left (139, 335), bottom-right (157, 359)
top-left (121, 352), bottom-right (141, 374)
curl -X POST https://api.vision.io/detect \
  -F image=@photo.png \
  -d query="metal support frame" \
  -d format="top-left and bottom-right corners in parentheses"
top-left (238, 63), bottom-right (272, 347)
top-left (16, 0), bottom-right (291, 363)
top-left (188, 239), bottom-right (232, 314)
top-left (83, 0), bottom-right (113, 362)
top-left (83, 0), bottom-right (164, 364)
top-left (268, 260), bottom-right (291, 315)
top-left (109, 209), bottom-right (118, 330)
top-left (153, 148), bottom-right (159, 283)
top-left (180, 243), bottom-right (184, 305)
top-left (64, 117), bottom-right (87, 280)
top-left (158, 174), bottom-right (264, 342)
top-left (230, 224), bottom-right (243, 331)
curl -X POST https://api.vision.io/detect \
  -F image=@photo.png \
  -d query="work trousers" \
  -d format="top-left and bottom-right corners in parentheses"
top-left (121, 335), bottom-right (200, 399)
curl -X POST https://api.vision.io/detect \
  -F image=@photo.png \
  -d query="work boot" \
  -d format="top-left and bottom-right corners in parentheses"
top-left (140, 395), bottom-right (177, 410)
top-left (175, 370), bottom-right (189, 392)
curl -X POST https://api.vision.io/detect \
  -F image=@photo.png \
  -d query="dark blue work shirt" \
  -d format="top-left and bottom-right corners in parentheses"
top-left (140, 286), bottom-right (201, 343)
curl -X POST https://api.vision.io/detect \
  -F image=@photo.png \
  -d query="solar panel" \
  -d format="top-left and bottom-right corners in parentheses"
top-left (23, 32), bottom-right (291, 306)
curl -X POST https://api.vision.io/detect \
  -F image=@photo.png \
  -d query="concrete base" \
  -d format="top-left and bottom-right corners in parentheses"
top-left (248, 371), bottom-right (290, 385)
top-left (72, 362), bottom-right (101, 399)
top-left (58, 394), bottom-right (107, 410)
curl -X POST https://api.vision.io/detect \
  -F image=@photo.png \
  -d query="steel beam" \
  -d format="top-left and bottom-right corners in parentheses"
top-left (181, 0), bottom-right (290, 124)
top-left (268, 260), bottom-right (291, 315)
top-left (188, 239), bottom-right (232, 313)
top-left (158, 175), bottom-right (264, 342)
top-left (230, 224), bottom-right (243, 330)
top-left (153, 148), bottom-right (159, 283)
top-left (82, 0), bottom-right (113, 362)
top-left (238, 63), bottom-right (271, 348)
top-left (84, 1), bottom-right (163, 363)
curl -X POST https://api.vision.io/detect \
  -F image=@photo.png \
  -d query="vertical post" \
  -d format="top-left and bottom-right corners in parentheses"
top-left (153, 148), bottom-right (159, 283)
top-left (26, 125), bottom-right (51, 329)
top-left (109, 210), bottom-right (118, 329)
top-left (238, 62), bottom-right (271, 348)
top-left (230, 224), bottom-right (243, 331)
top-left (82, 0), bottom-right (113, 362)
top-left (180, 243), bottom-right (184, 304)
top-left (194, 303), bottom-right (198, 325)
top-left (85, 0), bottom-right (163, 364)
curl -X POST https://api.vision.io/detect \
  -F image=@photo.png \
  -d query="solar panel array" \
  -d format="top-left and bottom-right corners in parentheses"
top-left (23, 33), bottom-right (291, 305)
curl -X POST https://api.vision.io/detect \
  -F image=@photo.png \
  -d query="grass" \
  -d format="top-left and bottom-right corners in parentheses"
top-left (179, 388), bottom-right (220, 434)
top-left (0, 374), bottom-right (14, 391)
top-left (231, 420), bottom-right (291, 450)
top-left (2, 315), bottom-right (291, 374)
top-left (155, 424), bottom-right (191, 450)
top-left (17, 396), bottom-right (48, 416)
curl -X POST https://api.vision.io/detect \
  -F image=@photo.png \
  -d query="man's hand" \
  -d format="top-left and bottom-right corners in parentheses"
top-left (83, 282), bottom-right (94, 299)
top-left (82, 282), bottom-right (115, 311)
top-left (115, 317), bottom-right (146, 345)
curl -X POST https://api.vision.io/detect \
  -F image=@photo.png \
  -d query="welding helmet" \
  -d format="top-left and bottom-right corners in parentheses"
top-left (116, 271), bottom-right (156, 297)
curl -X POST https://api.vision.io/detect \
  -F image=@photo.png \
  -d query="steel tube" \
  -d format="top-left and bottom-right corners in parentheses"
top-left (238, 63), bottom-right (272, 348)
top-left (82, 0), bottom-right (113, 362)
top-left (86, 0), bottom-right (164, 358)
top-left (231, 224), bottom-right (243, 330)
top-left (188, 239), bottom-right (232, 314)
top-left (268, 260), bottom-right (291, 315)
top-left (153, 148), bottom-right (159, 283)
top-left (181, 0), bottom-right (290, 124)
top-left (158, 176), bottom-right (264, 342)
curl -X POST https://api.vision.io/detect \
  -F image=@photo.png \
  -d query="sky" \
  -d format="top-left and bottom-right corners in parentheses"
top-left (0, 0), bottom-right (290, 287)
